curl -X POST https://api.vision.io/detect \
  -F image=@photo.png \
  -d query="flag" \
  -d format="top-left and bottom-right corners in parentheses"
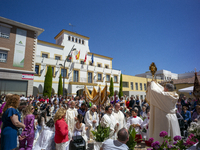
top-left (76, 51), bottom-right (80, 60)
top-left (91, 54), bottom-right (94, 64)
top-left (84, 53), bottom-right (87, 62)
top-left (68, 52), bottom-right (72, 60)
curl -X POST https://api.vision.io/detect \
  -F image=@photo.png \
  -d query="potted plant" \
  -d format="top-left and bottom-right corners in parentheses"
top-left (126, 126), bottom-right (137, 150)
top-left (91, 125), bottom-right (110, 150)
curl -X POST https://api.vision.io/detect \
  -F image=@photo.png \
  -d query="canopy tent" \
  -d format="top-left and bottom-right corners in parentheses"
top-left (178, 86), bottom-right (194, 93)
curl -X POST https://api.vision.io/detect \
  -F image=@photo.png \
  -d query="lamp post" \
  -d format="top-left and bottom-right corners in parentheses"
top-left (61, 45), bottom-right (76, 97)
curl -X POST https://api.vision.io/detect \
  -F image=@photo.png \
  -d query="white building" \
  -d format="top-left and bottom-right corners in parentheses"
top-left (135, 69), bottom-right (178, 81)
top-left (33, 29), bottom-right (121, 96)
top-left (178, 71), bottom-right (200, 79)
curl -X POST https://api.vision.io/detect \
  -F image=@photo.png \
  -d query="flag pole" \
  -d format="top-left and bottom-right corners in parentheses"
top-left (99, 85), bottom-right (101, 126)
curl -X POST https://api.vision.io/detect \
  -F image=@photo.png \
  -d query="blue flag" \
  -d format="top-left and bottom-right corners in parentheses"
top-left (91, 54), bottom-right (94, 64)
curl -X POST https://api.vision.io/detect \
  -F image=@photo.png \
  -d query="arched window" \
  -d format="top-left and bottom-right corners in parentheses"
top-left (72, 37), bottom-right (74, 42)
top-left (75, 38), bottom-right (78, 43)
top-left (82, 40), bottom-right (84, 45)
top-left (68, 36), bottom-right (71, 41)
top-left (79, 39), bottom-right (81, 43)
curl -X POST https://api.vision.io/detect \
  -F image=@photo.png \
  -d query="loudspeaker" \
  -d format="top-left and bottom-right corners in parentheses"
top-left (69, 135), bottom-right (86, 150)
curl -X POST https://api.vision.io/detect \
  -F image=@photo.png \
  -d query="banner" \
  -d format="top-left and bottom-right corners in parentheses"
top-left (13, 28), bottom-right (27, 67)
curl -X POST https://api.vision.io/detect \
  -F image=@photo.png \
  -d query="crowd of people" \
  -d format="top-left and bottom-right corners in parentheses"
top-left (0, 88), bottom-right (200, 150)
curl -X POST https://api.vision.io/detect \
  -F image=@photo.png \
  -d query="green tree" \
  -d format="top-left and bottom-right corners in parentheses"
top-left (109, 77), bottom-right (114, 96)
top-left (119, 74), bottom-right (123, 98)
top-left (43, 66), bottom-right (52, 98)
top-left (57, 74), bottom-right (63, 96)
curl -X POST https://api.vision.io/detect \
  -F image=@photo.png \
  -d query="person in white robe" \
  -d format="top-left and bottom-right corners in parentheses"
top-left (100, 106), bottom-right (119, 139)
top-left (141, 111), bottom-right (150, 140)
top-left (84, 105), bottom-right (99, 141)
top-left (146, 81), bottom-right (181, 143)
top-left (112, 103), bottom-right (126, 139)
top-left (65, 101), bottom-right (78, 137)
top-left (126, 108), bottom-right (143, 143)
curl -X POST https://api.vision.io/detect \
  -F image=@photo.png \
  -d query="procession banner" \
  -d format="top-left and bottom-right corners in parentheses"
top-left (13, 28), bottom-right (27, 67)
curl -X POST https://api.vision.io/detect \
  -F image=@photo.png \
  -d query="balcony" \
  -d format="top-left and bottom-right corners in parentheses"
top-left (68, 77), bottom-right (98, 86)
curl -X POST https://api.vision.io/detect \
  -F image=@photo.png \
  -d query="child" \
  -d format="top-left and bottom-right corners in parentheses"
top-left (141, 111), bottom-right (150, 141)
top-left (73, 114), bottom-right (88, 148)
top-left (34, 111), bottom-right (46, 142)
top-left (125, 110), bottom-right (131, 122)
top-left (126, 108), bottom-right (143, 143)
top-left (33, 118), bottom-right (55, 150)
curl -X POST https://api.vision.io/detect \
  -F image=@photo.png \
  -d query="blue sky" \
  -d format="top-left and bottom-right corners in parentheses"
top-left (0, 0), bottom-right (200, 75)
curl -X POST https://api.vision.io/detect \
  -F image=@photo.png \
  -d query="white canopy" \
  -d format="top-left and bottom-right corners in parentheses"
top-left (178, 86), bottom-right (194, 93)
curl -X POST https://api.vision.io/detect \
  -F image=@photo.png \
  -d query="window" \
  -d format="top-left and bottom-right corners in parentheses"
top-left (61, 69), bottom-right (67, 78)
top-left (55, 56), bottom-right (61, 60)
top-left (105, 65), bottom-right (109, 68)
top-left (0, 25), bottom-right (10, 39)
top-left (131, 82), bottom-right (134, 90)
top-left (51, 67), bottom-right (54, 76)
top-left (80, 60), bottom-right (85, 64)
top-left (75, 38), bottom-right (78, 43)
top-left (135, 83), bottom-right (138, 90)
top-left (35, 65), bottom-right (39, 75)
top-left (114, 76), bottom-right (118, 83)
top-left (68, 36), bottom-right (71, 41)
top-left (97, 63), bottom-right (101, 67)
top-left (82, 40), bottom-right (84, 44)
top-left (122, 82), bottom-right (129, 88)
top-left (144, 83), bottom-right (147, 90)
top-left (79, 39), bottom-right (81, 43)
top-left (88, 72), bottom-right (93, 83)
top-left (0, 51), bottom-right (7, 62)
top-left (98, 73), bottom-right (102, 81)
top-left (106, 74), bottom-right (110, 82)
top-left (73, 70), bottom-right (79, 82)
top-left (140, 83), bottom-right (143, 90)
top-left (42, 53), bottom-right (48, 58)
top-left (72, 37), bottom-right (74, 42)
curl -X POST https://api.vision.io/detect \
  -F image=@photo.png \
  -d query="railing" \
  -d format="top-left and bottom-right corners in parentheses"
top-left (69, 77), bottom-right (97, 83)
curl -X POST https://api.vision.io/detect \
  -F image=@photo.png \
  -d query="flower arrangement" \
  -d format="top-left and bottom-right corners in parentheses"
top-left (188, 122), bottom-right (200, 141)
top-left (147, 131), bottom-right (190, 150)
top-left (126, 126), bottom-right (137, 150)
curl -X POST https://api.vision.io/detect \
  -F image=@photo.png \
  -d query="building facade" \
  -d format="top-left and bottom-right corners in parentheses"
top-left (135, 69), bottom-right (178, 81)
top-left (33, 29), bottom-right (121, 96)
top-left (122, 74), bottom-right (163, 100)
top-left (0, 16), bottom-right (44, 96)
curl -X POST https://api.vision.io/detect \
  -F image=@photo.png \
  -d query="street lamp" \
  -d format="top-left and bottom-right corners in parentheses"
top-left (61, 45), bottom-right (76, 97)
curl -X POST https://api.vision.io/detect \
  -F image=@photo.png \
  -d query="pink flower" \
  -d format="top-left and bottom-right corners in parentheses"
top-left (151, 141), bottom-right (160, 149)
top-left (174, 135), bottom-right (182, 141)
top-left (148, 137), bottom-right (154, 143)
top-left (159, 131), bottom-right (168, 137)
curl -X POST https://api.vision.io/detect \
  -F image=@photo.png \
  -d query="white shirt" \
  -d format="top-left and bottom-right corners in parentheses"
top-left (102, 139), bottom-right (129, 150)
top-left (126, 116), bottom-right (143, 133)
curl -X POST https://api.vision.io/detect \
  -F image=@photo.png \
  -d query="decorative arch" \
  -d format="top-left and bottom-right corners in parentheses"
top-left (33, 86), bottom-right (39, 96)
top-left (38, 84), bottom-right (43, 94)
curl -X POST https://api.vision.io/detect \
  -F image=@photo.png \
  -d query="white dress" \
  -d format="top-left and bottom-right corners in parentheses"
top-left (33, 126), bottom-right (55, 150)
top-left (141, 117), bottom-right (150, 140)
top-left (73, 123), bottom-right (88, 148)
